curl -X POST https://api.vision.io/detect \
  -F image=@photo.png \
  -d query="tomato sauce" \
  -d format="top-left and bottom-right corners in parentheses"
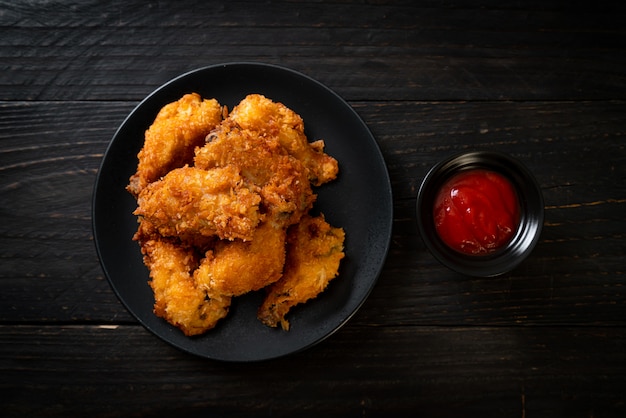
top-left (433, 169), bottom-right (520, 255)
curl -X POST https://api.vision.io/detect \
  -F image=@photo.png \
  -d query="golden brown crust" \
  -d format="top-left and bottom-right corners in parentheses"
top-left (127, 93), bottom-right (344, 336)
top-left (228, 94), bottom-right (339, 186)
top-left (134, 165), bottom-right (263, 242)
top-left (127, 93), bottom-right (223, 197)
top-left (138, 229), bottom-right (231, 336)
top-left (194, 120), bottom-right (315, 228)
top-left (194, 221), bottom-right (287, 297)
top-left (257, 214), bottom-right (345, 330)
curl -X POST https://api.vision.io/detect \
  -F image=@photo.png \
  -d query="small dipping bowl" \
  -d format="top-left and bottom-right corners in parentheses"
top-left (416, 151), bottom-right (544, 277)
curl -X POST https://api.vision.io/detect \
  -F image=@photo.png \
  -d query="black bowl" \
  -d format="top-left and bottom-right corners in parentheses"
top-left (416, 151), bottom-right (544, 277)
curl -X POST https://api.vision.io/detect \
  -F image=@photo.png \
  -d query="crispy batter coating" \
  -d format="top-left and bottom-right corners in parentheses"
top-left (128, 93), bottom-right (344, 335)
top-left (134, 165), bottom-right (262, 242)
top-left (228, 94), bottom-right (339, 186)
top-left (258, 214), bottom-right (345, 330)
top-left (135, 222), bottom-right (231, 336)
top-left (127, 93), bottom-right (223, 197)
top-left (195, 221), bottom-right (287, 297)
top-left (194, 120), bottom-right (315, 228)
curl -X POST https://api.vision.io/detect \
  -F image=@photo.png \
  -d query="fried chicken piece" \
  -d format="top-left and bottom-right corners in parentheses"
top-left (228, 94), bottom-right (339, 186)
top-left (135, 222), bottom-right (231, 336)
top-left (257, 214), bottom-right (345, 330)
top-left (128, 92), bottom-right (345, 336)
top-left (194, 121), bottom-right (316, 227)
top-left (134, 165), bottom-right (262, 242)
top-left (194, 221), bottom-right (287, 297)
top-left (127, 93), bottom-right (223, 197)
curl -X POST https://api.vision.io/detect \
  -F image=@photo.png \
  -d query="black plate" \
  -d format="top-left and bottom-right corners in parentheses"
top-left (92, 62), bottom-right (392, 362)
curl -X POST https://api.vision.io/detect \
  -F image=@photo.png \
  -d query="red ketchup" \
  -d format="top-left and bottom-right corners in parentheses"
top-left (433, 169), bottom-right (520, 255)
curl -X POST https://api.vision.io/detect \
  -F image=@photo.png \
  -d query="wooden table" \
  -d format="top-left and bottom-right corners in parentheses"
top-left (2, 1), bottom-right (625, 416)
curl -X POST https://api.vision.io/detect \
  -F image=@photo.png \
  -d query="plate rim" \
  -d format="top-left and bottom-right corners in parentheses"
top-left (92, 61), bottom-right (393, 361)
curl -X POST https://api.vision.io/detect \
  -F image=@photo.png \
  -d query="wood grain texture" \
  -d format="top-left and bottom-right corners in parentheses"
top-left (1, 100), bottom-right (624, 327)
top-left (1, 0), bottom-right (625, 101)
top-left (1, 0), bottom-right (626, 416)
top-left (1, 324), bottom-right (625, 417)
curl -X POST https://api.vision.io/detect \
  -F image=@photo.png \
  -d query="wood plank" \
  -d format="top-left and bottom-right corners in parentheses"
top-left (1, 101), bottom-right (624, 327)
top-left (358, 100), bottom-right (626, 199)
top-left (0, 101), bottom-right (135, 323)
top-left (2, 1), bottom-right (624, 415)
top-left (2, 1), bottom-right (625, 101)
top-left (1, 324), bottom-right (625, 416)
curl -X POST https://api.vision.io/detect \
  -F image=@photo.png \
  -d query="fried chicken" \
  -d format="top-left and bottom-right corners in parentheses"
top-left (127, 93), bottom-right (223, 197)
top-left (194, 221), bottom-right (287, 297)
top-left (128, 93), bottom-right (345, 336)
top-left (258, 214), bottom-right (345, 330)
top-left (194, 120), bottom-right (315, 228)
top-left (228, 94), bottom-right (339, 186)
top-left (134, 165), bottom-right (263, 242)
top-left (135, 221), bottom-right (231, 336)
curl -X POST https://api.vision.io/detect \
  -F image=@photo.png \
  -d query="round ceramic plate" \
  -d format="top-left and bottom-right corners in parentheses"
top-left (93, 62), bottom-right (392, 362)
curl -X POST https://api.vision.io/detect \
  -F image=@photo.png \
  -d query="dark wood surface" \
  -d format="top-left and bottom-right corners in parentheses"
top-left (1, 1), bottom-right (625, 416)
